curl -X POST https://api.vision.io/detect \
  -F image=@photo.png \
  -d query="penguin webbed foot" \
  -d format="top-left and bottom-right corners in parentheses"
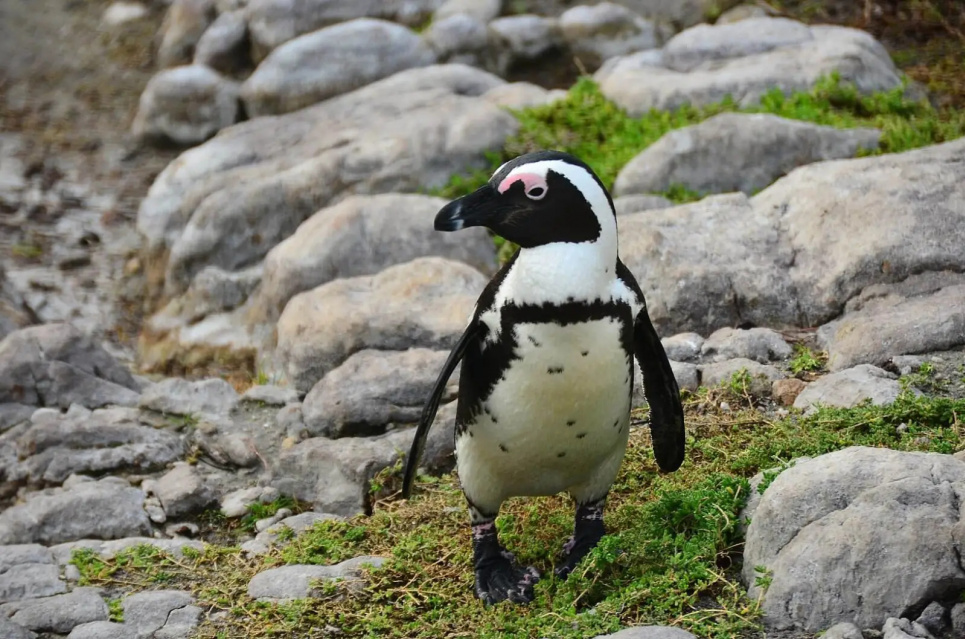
top-left (554, 499), bottom-right (607, 579)
top-left (474, 554), bottom-right (540, 605)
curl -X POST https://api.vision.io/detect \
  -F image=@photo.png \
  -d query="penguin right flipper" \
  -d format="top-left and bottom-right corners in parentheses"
top-left (402, 321), bottom-right (479, 498)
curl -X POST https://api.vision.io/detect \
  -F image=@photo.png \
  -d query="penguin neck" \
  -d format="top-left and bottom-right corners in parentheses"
top-left (506, 231), bottom-right (618, 306)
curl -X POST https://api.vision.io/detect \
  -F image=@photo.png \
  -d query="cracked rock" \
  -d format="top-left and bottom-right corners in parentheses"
top-left (1, 587), bottom-right (108, 634)
top-left (248, 556), bottom-right (387, 601)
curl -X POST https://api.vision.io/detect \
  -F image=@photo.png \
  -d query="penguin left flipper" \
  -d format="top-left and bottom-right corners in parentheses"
top-left (402, 321), bottom-right (479, 498)
top-left (617, 261), bottom-right (686, 472)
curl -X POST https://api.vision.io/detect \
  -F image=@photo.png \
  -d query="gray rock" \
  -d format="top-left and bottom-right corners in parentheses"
top-left (194, 10), bottom-right (249, 73)
top-left (951, 603), bottom-right (965, 638)
top-left (0, 265), bottom-right (34, 342)
top-left (158, 0), bottom-right (216, 67)
top-left (669, 361), bottom-right (699, 393)
top-left (915, 602), bottom-right (947, 636)
top-left (699, 358), bottom-right (783, 395)
top-left (489, 15), bottom-right (562, 64)
top-left (613, 194), bottom-right (673, 216)
top-left (818, 281), bottom-right (965, 371)
top-left (245, 0), bottom-right (444, 60)
top-left (891, 355), bottom-right (926, 376)
top-left (700, 327), bottom-right (792, 364)
top-left (590, 626), bottom-right (697, 639)
top-left (240, 511), bottom-right (341, 556)
top-left (275, 257), bottom-right (485, 393)
top-left (0, 552), bottom-right (66, 603)
top-left (152, 463), bottom-right (217, 518)
top-left (615, 0), bottom-right (739, 29)
top-left (663, 17), bottom-right (811, 72)
top-left (102, 3), bottom-right (149, 26)
top-left (561, 3), bottom-right (661, 68)
top-left (716, 4), bottom-right (769, 24)
top-left (0, 616), bottom-right (37, 639)
top-left (241, 18), bottom-right (436, 117)
top-left (0, 324), bottom-right (140, 409)
top-left (132, 65), bottom-right (240, 146)
top-left (0, 404), bottom-right (34, 433)
top-left (744, 447), bottom-right (965, 632)
top-left (882, 617), bottom-right (934, 639)
top-left (823, 622), bottom-right (863, 639)
top-left (247, 556), bottom-right (388, 600)
top-left (0, 480), bottom-right (150, 545)
top-left (139, 377), bottom-right (239, 417)
top-left (614, 113), bottom-right (879, 196)
top-left (67, 621), bottom-right (136, 639)
top-left (660, 332), bottom-right (704, 362)
top-left (48, 538), bottom-right (205, 565)
top-left (220, 486), bottom-right (280, 518)
top-left (122, 590), bottom-right (195, 638)
top-left (249, 193), bottom-right (496, 326)
top-left (482, 82), bottom-right (566, 110)
top-left (422, 13), bottom-right (492, 68)
top-left (241, 384), bottom-right (298, 405)
top-left (793, 365), bottom-right (904, 410)
top-left (597, 21), bottom-right (901, 115)
top-left (3, 587), bottom-right (108, 634)
top-left (0, 545), bottom-right (54, 573)
top-left (153, 604), bottom-right (202, 638)
top-left (433, 0), bottom-right (500, 23)
top-left (275, 403), bottom-right (304, 438)
top-left (301, 349), bottom-right (454, 437)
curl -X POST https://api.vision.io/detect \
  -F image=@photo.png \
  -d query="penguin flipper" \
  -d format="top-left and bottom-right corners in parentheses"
top-left (402, 321), bottom-right (479, 498)
top-left (634, 310), bottom-right (686, 472)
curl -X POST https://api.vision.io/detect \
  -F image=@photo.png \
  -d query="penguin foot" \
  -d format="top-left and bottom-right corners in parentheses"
top-left (474, 555), bottom-right (540, 605)
top-left (554, 498), bottom-right (607, 579)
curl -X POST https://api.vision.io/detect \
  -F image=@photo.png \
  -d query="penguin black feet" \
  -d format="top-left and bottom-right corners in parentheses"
top-left (472, 521), bottom-right (540, 605)
top-left (555, 499), bottom-right (607, 579)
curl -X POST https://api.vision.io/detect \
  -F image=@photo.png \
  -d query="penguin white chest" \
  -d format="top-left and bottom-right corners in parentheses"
top-left (456, 316), bottom-right (633, 505)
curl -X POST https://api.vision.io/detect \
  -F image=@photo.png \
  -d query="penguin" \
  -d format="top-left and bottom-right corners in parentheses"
top-left (403, 150), bottom-right (685, 605)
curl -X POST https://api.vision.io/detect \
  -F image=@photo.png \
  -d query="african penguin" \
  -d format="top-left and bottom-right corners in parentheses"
top-left (403, 150), bottom-right (685, 605)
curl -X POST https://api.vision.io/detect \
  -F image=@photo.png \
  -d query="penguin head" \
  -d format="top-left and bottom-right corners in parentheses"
top-left (434, 151), bottom-right (615, 249)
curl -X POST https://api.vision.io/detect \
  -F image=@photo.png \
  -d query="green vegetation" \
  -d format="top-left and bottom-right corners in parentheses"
top-left (241, 496), bottom-right (302, 533)
top-left (11, 243), bottom-right (43, 260)
top-left (108, 597), bottom-right (124, 623)
top-left (788, 345), bottom-right (826, 375)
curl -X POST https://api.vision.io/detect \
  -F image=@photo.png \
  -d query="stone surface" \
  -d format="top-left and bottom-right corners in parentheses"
top-left (699, 358), bottom-right (783, 395)
top-left (489, 15), bottom-right (562, 65)
top-left (0, 479), bottom-right (150, 545)
top-left (0, 616), bottom-right (37, 639)
top-left (433, 0), bottom-right (500, 24)
top-left (700, 327), bottom-right (792, 364)
top-left (139, 377), bottom-right (239, 417)
top-left (616, 0), bottom-right (740, 29)
top-left (3, 587), bottom-right (108, 633)
top-left (132, 65), bottom-right (240, 146)
top-left (915, 602), bottom-right (947, 636)
top-left (48, 538), bottom-right (205, 565)
top-left (149, 265), bottom-right (263, 334)
top-left (0, 324), bottom-right (140, 409)
top-left (103, 2), bottom-right (149, 26)
top-left (194, 9), bottom-right (249, 73)
top-left (744, 447), bottom-right (965, 631)
top-left (614, 113), bottom-right (880, 196)
top-left (302, 348), bottom-right (454, 437)
top-left (669, 361), bottom-right (698, 393)
top-left (423, 13), bottom-right (492, 69)
top-left (613, 194), bottom-right (673, 216)
top-left (158, 0), bottom-right (216, 67)
top-left (793, 365), bottom-right (904, 410)
top-left (241, 384), bottom-right (298, 405)
top-left (823, 622), bottom-right (864, 639)
top-left (660, 332), bottom-right (703, 362)
top-left (561, 2), bottom-right (661, 68)
top-left (482, 82), bottom-right (565, 110)
top-left (151, 462), bottom-right (216, 518)
top-left (240, 511), bottom-right (340, 556)
top-left (248, 193), bottom-right (495, 326)
top-left (241, 18), bottom-right (436, 117)
top-left (590, 626), bottom-right (697, 639)
top-left (67, 621), bottom-right (135, 639)
top-left (0, 546), bottom-right (65, 603)
top-left (153, 604), bottom-right (202, 639)
top-left (275, 257), bottom-right (485, 393)
top-left (771, 378), bottom-right (807, 407)
top-left (0, 266), bottom-right (35, 342)
top-left (597, 20), bottom-right (902, 115)
top-left (122, 590), bottom-right (195, 638)
top-left (137, 65), bottom-right (513, 300)
top-left (220, 486), bottom-right (280, 518)
top-left (951, 603), bottom-right (965, 638)
top-left (716, 4), bottom-right (769, 24)
top-left (247, 556), bottom-right (388, 600)
top-left (882, 617), bottom-right (934, 639)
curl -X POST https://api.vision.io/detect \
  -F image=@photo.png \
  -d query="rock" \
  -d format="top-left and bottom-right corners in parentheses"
top-left (275, 403), bottom-right (304, 438)
top-left (67, 621), bottom-right (135, 639)
top-left (137, 64), bottom-right (513, 299)
top-left (422, 13), bottom-right (492, 68)
top-left (597, 20), bottom-right (901, 115)
top-left (48, 538), bottom-right (205, 565)
top-left (132, 65), bottom-right (240, 146)
top-left (614, 113), bottom-right (880, 196)
top-left (122, 590), bottom-right (195, 638)
top-left (915, 602), bottom-right (947, 636)
top-left (669, 361), bottom-right (698, 392)
top-left (817, 279), bottom-right (965, 371)
top-left (882, 618), bottom-right (934, 639)
top-left (2, 587), bottom-right (108, 634)
top-left (0, 404), bottom-right (35, 433)
top-left (700, 327), bottom-right (792, 364)
top-left (153, 604), bottom-right (202, 639)
top-left (139, 377), bottom-right (239, 417)
top-left (276, 257), bottom-right (485, 393)
top-left (744, 447), bottom-right (965, 632)
top-left (194, 9), bottom-right (249, 73)
top-left (0, 324), bottom-right (140, 409)
top-left (561, 3), bottom-right (661, 68)
top-left (0, 545), bottom-right (65, 604)
top-left (613, 194), bottom-right (673, 216)
top-left (699, 358), bottom-right (783, 395)
top-left (302, 349), bottom-right (454, 437)
top-left (891, 355), bottom-right (926, 376)
top-left (152, 463), bottom-right (216, 518)
top-left (158, 0), bottom-right (217, 68)
top-left (489, 15), bottom-right (562, 66)
top-left (771, 378), bottom-right (806, 407)
top-left (240, 511), bottom-right (341, 556)
top-left (482, 82), bottom-right (566, 110)
top-left (0, 616), bottom-right (37, 639)
top-left (660, 332), bottom-right (703, 362)
top-left (148, 264), bottom-right (263, 333)
top-left (102, 2), bottom-right (149, 26)
top-left (716, 4), bottom-right (769, 24)
top-left (433, 0), bottom-right (500, 23)
top-left (245, 0), bottom-right (444, 60)
top-left (0, 479), bottom-right (150, 545)
top-left (220, 486), bottom-right (279, 518)
top-left (241, 19), bottom-right (436, 117)
top-left (0, 266), bottom-right (35, 341)
top-left (241, 384), bottom-right (297, 405)
top-left (793, 365), bottom-right (904, 410)
top-left (249, 193), bottom-right (495, 326)
top-left (616, 0), bottom-right (739, 29)
top-left (590, 626), bottom-right (697, 639)
top-left (247, 556), bottom-right (388, 600)
top-left (823, 622), bottom-right (864, 639)
top-left (951, 603), bottom-right (965, 638)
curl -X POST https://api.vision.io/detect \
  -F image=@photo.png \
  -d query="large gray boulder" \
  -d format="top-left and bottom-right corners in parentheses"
top-left (743, 447), bottom-right (965, 632)
top-left (248, 556), bottom-right (387, 601)
top-left (596, 19), bottom-right (902, 115)
top-left (241, 19), bottom-right (436, 117)
top-left (137, 64), bottom-right (513, 298)
top-left (1, 587), bottom-right (108, 634)
top-left (275, 257), bottom-right (485, 393)
top-left (614, 113), bottom-right (880, 196)
top-left (560, 2), bottom-right (662, 68)
top-left (792, 365), bottom-right (905, 410)
top-left (0, 545), bottom-right (66, 604)
top-left (247, 193), bottom-right (496, 326)
top-left (193, 9), bottom-right (249, 73)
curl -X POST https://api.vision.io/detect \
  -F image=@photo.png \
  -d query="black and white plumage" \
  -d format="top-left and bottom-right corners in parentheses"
top-left (403, 150), bottom-right (685, 605)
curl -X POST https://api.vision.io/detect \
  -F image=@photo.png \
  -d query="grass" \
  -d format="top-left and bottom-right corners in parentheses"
top-left (788, 345), bottom-right (826, 376)
top-left (70, 384), bottom-right (965, 638)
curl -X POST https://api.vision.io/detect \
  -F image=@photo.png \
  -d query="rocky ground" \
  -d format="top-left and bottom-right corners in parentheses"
top-left (2, 1), bottom-right (965, 638)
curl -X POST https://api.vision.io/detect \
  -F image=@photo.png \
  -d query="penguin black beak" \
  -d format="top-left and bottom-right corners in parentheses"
top-left (435, 184), bottom-right (499, 232)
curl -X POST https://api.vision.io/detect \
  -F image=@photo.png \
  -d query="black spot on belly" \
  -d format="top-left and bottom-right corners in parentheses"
top-left (491, 415), bottom-right (498, 424)
top-left (557, 451), bottom-right (566, 458)
top-left (527, 335), bottom-right (541, 347)
top-left (576, 432), bottom-right (587, 439)
top-left (566, 420), bottom-right (576, 426)
top-left (581, 350), bottom-right (589, 357)
top-left (612, 420), bottom-right (619, 428)
top-left (499, 444), bottom-right (508, 453)
top-left (547, 366), bottom-right (564, 375)
top-left (469, 431), bottom-right (474, 437)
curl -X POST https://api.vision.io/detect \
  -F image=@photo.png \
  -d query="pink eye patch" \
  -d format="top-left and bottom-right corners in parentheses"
top-left (497, 172), bottom-right (547, 197)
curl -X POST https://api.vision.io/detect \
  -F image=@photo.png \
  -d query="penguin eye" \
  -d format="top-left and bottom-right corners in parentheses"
top-left (525, 185), bottom-right (546, 200)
